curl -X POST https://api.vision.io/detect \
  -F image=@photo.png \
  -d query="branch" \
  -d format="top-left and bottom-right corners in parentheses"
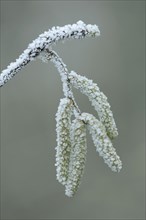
top-left (0, 21), bottom-right (100, 87)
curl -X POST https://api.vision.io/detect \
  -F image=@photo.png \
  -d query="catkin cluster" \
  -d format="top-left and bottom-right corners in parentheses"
top-left (0, 20), bottom-right (122, 197)
top-left (55, 72), bottom-right (122, 197)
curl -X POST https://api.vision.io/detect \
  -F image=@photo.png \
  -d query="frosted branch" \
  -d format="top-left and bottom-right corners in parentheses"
top-left (0, 20), bottom-right (100, 87)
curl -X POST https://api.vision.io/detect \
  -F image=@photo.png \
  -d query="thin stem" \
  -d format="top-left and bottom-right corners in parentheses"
top-left (42, 49), bottom-right (81, 116)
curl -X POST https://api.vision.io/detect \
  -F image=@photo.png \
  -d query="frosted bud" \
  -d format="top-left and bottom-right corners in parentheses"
top-left (55, 98), bottom-right (73, 185)
top-left (80, 113), bottom-right (122, 172)
top-left (69, 71), bottom-right (118, 139)
top-left (65, 117), bottom-right (87, 197)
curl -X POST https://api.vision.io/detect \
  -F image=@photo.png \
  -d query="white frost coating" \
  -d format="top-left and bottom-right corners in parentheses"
top-left (0, 20), bottom-right (100, 87)
top-left (80, 113), bottom-right (122, 172)
top-left (55, 98), bottom-right (73, 185)
top-left (65, 117), bottom-right (87, 197)
top-left (69, 71), bottom-right (118, 139)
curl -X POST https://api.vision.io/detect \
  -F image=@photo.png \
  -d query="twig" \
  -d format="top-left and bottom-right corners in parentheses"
top-left (0, 21), bottom-right (100, 87)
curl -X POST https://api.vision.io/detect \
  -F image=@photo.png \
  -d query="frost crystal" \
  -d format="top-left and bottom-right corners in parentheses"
top-left (65, 118), bottom-right (87, 197)
top-left (55, 98), bottom-right (73, 185)
top-left (69, 71), bottom-right (118, 139)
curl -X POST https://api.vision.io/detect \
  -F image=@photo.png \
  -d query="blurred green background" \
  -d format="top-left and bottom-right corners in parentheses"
top-left (0, 1), bottom-right (145, 219)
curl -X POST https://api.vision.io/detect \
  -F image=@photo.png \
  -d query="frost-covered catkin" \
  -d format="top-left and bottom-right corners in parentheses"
top-left (55, 98), bottom-right (73, 185)
top-left (69, 71), bottom-right (118, 139)
top-left (65, 118), bottom-right (87, 197)
top-left (80, 113), bottom-right (122, 172)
